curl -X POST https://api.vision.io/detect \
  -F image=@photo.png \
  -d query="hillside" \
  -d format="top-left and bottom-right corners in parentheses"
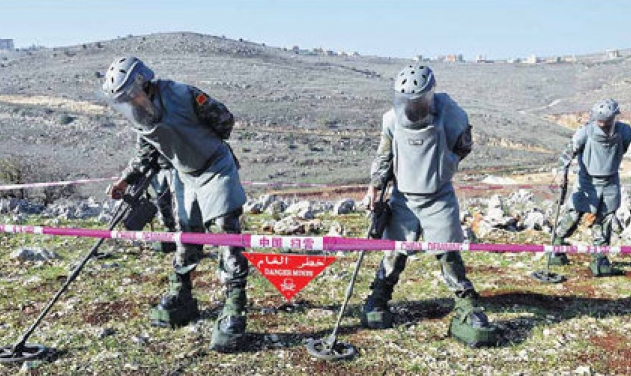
top-left (1, 32), bottom-right (630, 196)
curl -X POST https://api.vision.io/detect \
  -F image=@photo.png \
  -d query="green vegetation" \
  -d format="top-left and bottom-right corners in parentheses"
top-left (1, 212), bottom-right (630, 374)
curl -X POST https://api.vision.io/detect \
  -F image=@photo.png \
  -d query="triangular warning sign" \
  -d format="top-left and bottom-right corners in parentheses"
top-left (244, 252), bottom-right (336, 301)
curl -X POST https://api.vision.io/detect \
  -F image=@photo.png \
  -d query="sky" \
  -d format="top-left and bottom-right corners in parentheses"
top-left (2, 0), bottom-right (630, 60)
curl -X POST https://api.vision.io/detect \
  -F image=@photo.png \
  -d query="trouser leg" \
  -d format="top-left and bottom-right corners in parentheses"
top-left (171, 173), bottom-right (204, 267)
top-left (151, 174), bottom-right (177, 253)
top-left (590, 212), bottom-right (618, 276)
top-left (554, 208), bottom-right (583, 243)
top-left (549, 208), bottom-right (583, 264)
top-left (214, 209), bottom-right (249, 288)
top-left (210, 209), bottom-right (249, 352)
top-left (436, 251), bottom-right (475, 297)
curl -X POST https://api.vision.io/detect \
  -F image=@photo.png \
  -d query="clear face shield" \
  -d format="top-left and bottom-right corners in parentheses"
top-left (110, 77), bottom-right (162, 127)
top-left (596, 115), bottom-right (617, 135)
top-left (393, 87), bottom-right (435, 128)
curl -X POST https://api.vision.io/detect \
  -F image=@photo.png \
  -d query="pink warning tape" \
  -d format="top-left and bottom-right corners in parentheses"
top-left (454, 184), bottom-right (559, 191)
top-left (1, 224), bottom-right (629, 255)
top-left (0, 177), bottom-right (118, 191)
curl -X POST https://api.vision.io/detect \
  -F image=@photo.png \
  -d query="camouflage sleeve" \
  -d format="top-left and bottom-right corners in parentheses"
top-left (558, 127), bottom-right (586, 169)
top-left (120, 136), bottom-right (159, 184)
top-left (370, 132), bottom-right (394, 189)
top-left (620, 123), bottom-right (631, 153)
top-left (453, 124), bottom-right (473, 160)
top-left (558, 141), bottom-right (575, 170)
top-left (190, 87), bottom-right (235, 139)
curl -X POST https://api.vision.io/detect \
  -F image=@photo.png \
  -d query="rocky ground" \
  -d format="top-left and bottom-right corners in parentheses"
top-left (2, 188), bottom-right (631, 374)
top-left (1, 33), bottom-right (631, 374)
top-left (1, 32), bottom-right (630, 200)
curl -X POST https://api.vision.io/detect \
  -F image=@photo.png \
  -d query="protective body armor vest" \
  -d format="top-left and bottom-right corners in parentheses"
top-left (578, 121), bottom-right (630, 177)
top-left (134, 80), bottom-right (225, 174)
top-left (390, 93), bottom-right (468, 194)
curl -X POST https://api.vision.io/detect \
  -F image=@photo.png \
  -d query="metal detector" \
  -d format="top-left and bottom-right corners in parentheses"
top-left (306, 184), bottom-right (390, 361)
top-left (531, 166), bottom-right (569, 284)
top-left (0, 160), bottom-right (159, 364)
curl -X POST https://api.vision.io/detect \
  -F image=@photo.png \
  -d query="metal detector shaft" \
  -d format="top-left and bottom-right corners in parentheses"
top-left (10, 165), bottom-right (158, 355)
top-left (306, 181), bottom-right (390, 360)
top-left (326, 250), bottom-right (366, 345)
top-left (545, 166), bottom-right (569, 270)
top-left (323, 185), bottom-right (386, 348)
top-left (12, 236), bottom-right (109, 353)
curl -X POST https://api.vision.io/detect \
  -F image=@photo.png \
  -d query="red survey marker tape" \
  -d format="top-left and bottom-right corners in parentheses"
top-left (1, 224), bottom-right (631, 255)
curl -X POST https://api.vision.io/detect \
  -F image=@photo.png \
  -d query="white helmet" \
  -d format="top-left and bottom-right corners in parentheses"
top-left (102, 56), bottom-right (154, 101)
top-left (590, 98), bottom-right (620, 122)
top-left (394, 64), bottom-right (436, 95)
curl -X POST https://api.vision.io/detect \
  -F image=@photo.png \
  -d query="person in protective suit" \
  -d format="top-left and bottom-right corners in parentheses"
top-left (362, 63), bottom-right (497, 347)
top-left (549, 98), bottom-right (631, 276)
top-left (102, 56), bottom-right (248, 352)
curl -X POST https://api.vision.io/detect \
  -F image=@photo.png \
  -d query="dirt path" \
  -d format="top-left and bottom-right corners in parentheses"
top-left (0, 94), bottom-right (107, 115)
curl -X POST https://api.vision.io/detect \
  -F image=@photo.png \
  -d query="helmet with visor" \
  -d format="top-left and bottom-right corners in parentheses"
top-left (102, 57), bottom-right (161, 126)
top-left (393, 64), bottom-right (436, 128)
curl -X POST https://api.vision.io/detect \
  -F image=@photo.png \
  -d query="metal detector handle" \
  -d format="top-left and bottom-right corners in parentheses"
top-left (122, 167), bottom-right (158, 204)
top-left (368, 180), bottom-right (391, 239)
top-left (108, 152), bottom-right (161, 230)
top-left (124, 151), bottom-right (161, 201)
top-left (558, 165), bottom-right (570, 206)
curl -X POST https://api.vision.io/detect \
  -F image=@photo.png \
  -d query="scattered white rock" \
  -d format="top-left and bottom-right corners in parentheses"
top-left (10, 247), bottom-right (59, 262)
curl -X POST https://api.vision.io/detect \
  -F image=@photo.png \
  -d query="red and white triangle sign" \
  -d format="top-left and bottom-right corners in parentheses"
top-left (244, 252), bottom-right (337, 301)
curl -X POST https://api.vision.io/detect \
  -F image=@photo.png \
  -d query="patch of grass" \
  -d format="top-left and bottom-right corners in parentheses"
top-left (1, 213), bottom-right (631, 374)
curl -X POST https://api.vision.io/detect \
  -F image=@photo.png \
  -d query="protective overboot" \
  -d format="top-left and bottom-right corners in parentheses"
top-left (548, 253), bottom-right (569, 266)
top-left (210, 286), bottom-right (247, 353)
top-left (449, 292), bottom-right (498, 348)
top-left (589, 255), bottom-right (620, 277)
top-left (151, 241), bottom-right (176, 254)
top-left (150, 272), bottom-right (199, 328)
top-left (360, 280), bottom-right (394, 329)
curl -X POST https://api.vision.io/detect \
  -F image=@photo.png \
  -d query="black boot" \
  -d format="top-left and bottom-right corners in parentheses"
top-left (589, 255), bottom-right (621, 277)
top-left (151, 241), bottom-right (176, 254)
top-left (150, 271), bottom-right (199, 327)
top-left (210, 286), bottom-right (247, 352)
top-left (360, 279), bottom-right (394, 329)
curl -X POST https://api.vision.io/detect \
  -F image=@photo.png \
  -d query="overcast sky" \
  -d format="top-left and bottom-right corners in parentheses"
top-left (2, 0), bottom-right (630, 60)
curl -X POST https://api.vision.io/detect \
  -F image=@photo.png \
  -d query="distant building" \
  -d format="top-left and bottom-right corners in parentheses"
top-left (524, 55), bottom-right (539, 64)
top-left (0, 39), bottom-right (14, 51)
top-left (412, 54), bottom-right (423, 61)
top-left (445, 54), bottom-right (464, 62)
top-left (475, 54), bottom-right (492, 63)
top-left (336, 51), bottom-right (360, 57)
top-left (606, 49), bottom-right (620, 59)
top-left (546, 56), bottom-right (562, 64)
top-left (507, 58), bottom-right (521, 64)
